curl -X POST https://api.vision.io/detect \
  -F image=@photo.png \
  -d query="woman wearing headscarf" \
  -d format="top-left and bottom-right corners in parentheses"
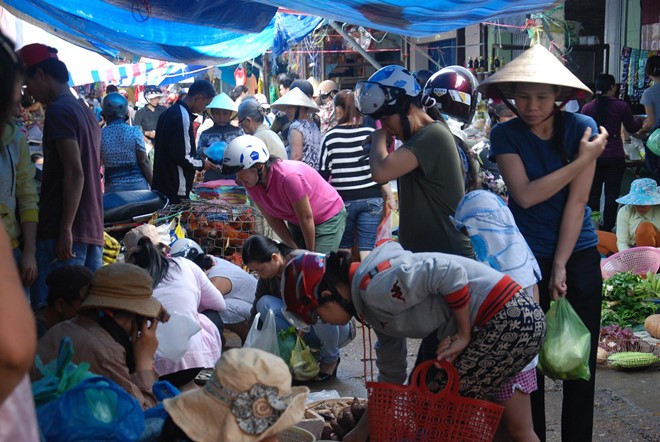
top-left (478, 44), bottom-right (608, 441)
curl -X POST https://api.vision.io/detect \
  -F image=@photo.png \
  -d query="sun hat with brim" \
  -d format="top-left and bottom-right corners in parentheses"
top-left (207, 92), bottom-right (238, 114)
top-left (271, 88), bottom-right (319, 112)
top-left (164, 348), bottom-right (309, 442)
top-left (616, 178), bottom-right (660, 206)
top-left (79, 263), bottom-right (162, 318)
top-left (477, 44), bottom-right (592, 102)
top-left (123, 224), bottom-right (170, 259)
top-left (253, 93), bottom-right (270, 109)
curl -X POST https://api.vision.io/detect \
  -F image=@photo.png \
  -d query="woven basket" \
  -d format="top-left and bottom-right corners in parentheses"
top-left (601, 247), bottom-right (660, 280)
top-left (367, 361), bottom-right (504, 442)
top-left (278, 426), bottom-right (316, 442)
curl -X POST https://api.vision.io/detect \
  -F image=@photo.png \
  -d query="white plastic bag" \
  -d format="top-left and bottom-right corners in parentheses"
top-left (155, 312), bottom-right (201, 362)
top-left (244, 309), bottom-right (280, 356)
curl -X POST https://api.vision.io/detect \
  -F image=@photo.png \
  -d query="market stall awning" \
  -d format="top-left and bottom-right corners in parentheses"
top-left (0, 0), bottom-right (322, 64)
top-left (262, 1), bottom-right (556, 37)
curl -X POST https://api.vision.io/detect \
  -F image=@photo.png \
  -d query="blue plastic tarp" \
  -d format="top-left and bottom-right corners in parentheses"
top-left (1, 0), bottom-right (555, 63)
top-left (1, 0), bottom-right (323, 64)
top-left (262, 1), bottom-right (555, 37)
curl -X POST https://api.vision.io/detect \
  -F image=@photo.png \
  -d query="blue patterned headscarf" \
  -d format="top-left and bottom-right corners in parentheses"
top-left (451, 190), bottom-right (540, 288)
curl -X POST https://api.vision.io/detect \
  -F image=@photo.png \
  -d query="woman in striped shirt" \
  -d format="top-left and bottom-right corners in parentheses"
top-left (319, 90), bottom-right (395, 259)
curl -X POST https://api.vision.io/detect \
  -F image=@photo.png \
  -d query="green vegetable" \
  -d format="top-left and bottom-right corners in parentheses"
top-left (277, 326), bottom-right (297, 367)
top-left (607, 352), bottom-right (659, 368)
top-left (601, 272), bottom-right (657, 328)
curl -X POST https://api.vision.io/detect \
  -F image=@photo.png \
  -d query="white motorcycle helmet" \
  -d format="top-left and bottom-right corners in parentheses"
top-left (355, 65), bottom-right (421, 119)
top-left (222, 135), bottom-right (270, 174)
top-left (170, 238), bottom-right (204, 260)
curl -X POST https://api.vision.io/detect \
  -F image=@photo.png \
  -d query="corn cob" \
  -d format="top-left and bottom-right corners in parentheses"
top-left (607, 352), bottom-right (659, 368)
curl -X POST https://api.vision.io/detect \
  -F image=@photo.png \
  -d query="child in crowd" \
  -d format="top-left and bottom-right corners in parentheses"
top-left (451, 189), bottom-right (542, 442)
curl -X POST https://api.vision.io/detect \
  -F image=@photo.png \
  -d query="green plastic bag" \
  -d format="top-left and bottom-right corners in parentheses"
top-left (538, 297), bottom-right (591, 381)
top-left (290, 335), bottom-right (320, 381)
top-left (32, 337), bottom-right (98, 407)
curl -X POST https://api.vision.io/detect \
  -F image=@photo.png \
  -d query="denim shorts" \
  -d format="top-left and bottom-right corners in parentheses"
top-left (340, 197), bottom-right (383, 251)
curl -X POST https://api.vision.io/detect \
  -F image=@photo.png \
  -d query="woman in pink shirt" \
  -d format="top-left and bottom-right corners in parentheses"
top-left (124, 224), bottom-right (225, 389)
top-left (223, 135), bottom-right (346, 253)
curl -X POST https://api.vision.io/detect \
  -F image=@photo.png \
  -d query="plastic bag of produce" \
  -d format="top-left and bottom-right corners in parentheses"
top-left (538, 296), bottom-right (591, 381)
top-left (244, 309), bottom-right (280, 356)
top-left (290, 335), bottom-right (320, 381)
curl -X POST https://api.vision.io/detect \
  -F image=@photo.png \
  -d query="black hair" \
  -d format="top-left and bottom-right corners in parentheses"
top-left (229, 85), bottom-right (248, 101)
top-left (593, 74), bottom-right (616, 127)
top-left (646, 56), bottom-right (660, 77)
top-left (26, 57), bottom-right (69, 84)
top-left (46, 265), bottom-right (94, 307)
top-left (129, 237), bottom-right (178, 288)
top-left (192, 254), bottom-right (215, 272)
top-left (187, 80), bottom-right (216, 100)
top-left (290, 80), bottom-right (314, 98)
top-left (323, 250), bottom-right (353, 289)
top-left (277, 73), bottom-right (295, 89)
top-left (105, 84), bottom-right (119, 94)
top-left (0, 32), bottom-right (24, 127)
top-left (242, 235), bottom-right (294, 264)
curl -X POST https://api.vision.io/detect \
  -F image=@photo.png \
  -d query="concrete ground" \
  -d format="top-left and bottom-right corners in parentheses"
top-left (297, 323), bottom-right (660, 442)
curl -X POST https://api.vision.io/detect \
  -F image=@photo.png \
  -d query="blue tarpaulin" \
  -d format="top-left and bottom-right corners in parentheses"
top-left (1, 0), bottom-right (322, 64)
top-left (0, 0), bottom-right (554, 63)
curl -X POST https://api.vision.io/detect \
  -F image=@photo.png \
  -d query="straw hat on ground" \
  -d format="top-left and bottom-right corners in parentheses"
top-left (79, 263), bottom-right (162, 319)
top-left (616, 178), bottom-right (660, 206)
top-left (164, 348), bottom-right (309, 442)
top-left (271, 87), bottom-right (319, 112)
top-left (477, 44), bottom-right (592, 102)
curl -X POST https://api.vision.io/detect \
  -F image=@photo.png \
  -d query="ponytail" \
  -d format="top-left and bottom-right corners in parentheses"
top-left (129, 237), bottom-right (177, 287)
top-left (323, 251), bottom-right (353, 288)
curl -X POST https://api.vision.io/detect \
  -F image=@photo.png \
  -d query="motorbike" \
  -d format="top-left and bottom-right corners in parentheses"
top-left (103, 190), bottom-right (169, 241)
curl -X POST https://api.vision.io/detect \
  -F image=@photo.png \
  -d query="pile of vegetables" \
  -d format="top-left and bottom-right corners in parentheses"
top-left (598, 324), bottom-right (660, 369)
top-left (601, 272), bottom-right (657, 327)
top-left (308, 397), bottom-right (367, 440)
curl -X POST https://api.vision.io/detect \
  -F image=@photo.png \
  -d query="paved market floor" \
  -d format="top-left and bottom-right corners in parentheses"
top-left (300, 324), bottom-right (660, 442)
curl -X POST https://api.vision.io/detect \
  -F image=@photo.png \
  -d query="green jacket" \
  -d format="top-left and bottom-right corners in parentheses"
top-left (1, 122), bottom-right (38, 247)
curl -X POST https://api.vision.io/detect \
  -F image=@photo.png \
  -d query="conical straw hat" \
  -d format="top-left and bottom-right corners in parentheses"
top-left (271, 87), bottom-right (319, 112)
top-left (477, 44), bottom-right (592, 102)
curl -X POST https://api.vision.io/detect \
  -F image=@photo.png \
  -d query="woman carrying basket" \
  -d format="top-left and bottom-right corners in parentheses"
top-left (280, 240), bottom-right (546, 441)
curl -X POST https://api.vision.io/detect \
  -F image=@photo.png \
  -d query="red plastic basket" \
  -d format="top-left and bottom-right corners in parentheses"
top-left (367, 360), bottom-right (504, 442)
top-left (601, 246), bottom-right (660, 280)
